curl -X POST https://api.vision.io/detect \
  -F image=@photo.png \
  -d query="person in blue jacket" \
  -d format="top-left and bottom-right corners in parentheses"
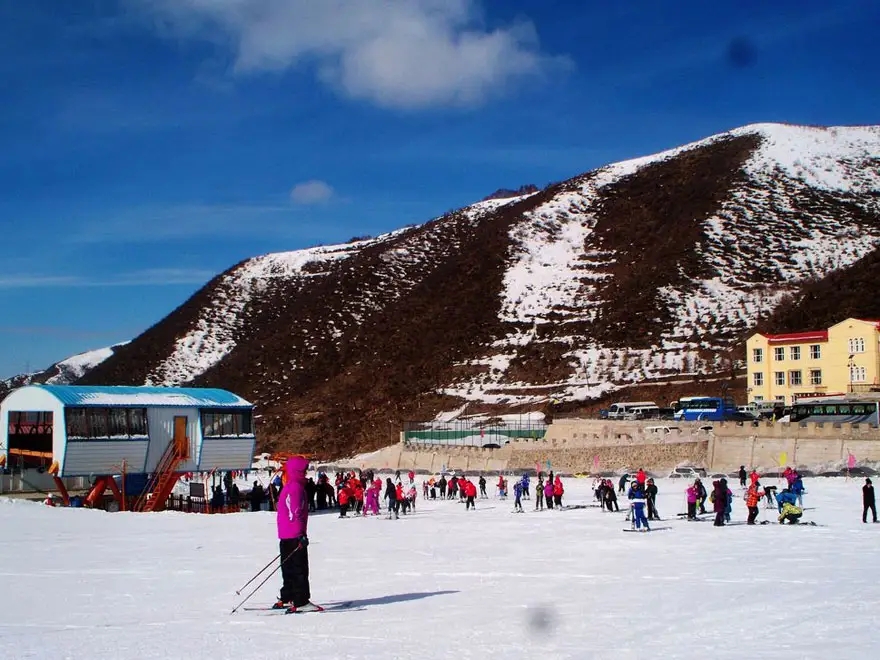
top-left (520, 474), bottom-right (530, 500)
top-left (627, 481), bottom-right (650, 531)
top-left (776, 487), bottom-right (798, 512)
top-left (790, 476), bottom-right (805, 508)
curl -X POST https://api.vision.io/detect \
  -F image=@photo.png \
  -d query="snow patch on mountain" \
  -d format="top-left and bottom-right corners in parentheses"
top-left (46, 343), bottom-right (128, 385)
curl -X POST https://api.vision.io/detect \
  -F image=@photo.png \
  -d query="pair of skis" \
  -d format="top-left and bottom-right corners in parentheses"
top-left (244, 600), bottom-right (357, 614)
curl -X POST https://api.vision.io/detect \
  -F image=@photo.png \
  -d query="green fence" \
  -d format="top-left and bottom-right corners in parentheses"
top-left (403, 420), bottom-right (547, 446)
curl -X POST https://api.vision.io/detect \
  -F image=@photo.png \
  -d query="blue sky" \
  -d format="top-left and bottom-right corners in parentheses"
top-left (1, 0), bottom-right (878, 378)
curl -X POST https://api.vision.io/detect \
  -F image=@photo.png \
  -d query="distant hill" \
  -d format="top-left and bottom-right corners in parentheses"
top-left (0, 343), bottom-right (127, 400)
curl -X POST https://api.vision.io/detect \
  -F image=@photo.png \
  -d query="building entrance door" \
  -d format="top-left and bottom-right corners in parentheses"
top-left (173, 416), bottom-right (189, 459)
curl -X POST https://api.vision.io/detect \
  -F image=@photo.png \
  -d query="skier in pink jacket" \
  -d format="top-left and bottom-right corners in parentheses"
top-left (275, 456), bottom-right (322, 613)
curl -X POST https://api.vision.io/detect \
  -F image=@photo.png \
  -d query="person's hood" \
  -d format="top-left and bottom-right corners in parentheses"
top-left (284, 456), bottom-right (309, 483)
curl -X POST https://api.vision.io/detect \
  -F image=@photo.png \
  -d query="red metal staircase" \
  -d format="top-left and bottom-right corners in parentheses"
top-left (133, 440), bottom-right (184, 513)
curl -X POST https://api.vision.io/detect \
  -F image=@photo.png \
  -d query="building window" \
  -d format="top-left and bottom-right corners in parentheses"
top-left (809, 344), bottom-right (821, 359)
top-left (789, 370), bottom-right (802, 386)
top-left (810, 369), bottom-right (822, 385)
top-left (774, 347), bottom-right (785, 361)
top-left (65, 408), bottom-right (148, 440)
top-left (850, 366), bottom-right (867, 383)
top-left (201, 409), bottom-right (254, 437)
top-left (752, 348), bottom-right (763, 363)
top-left (752, 372), bottom-right (764, 387)
top-left (790, 346), bottom-right (800, 360)
top-left (775, 395), bottom-right (786, 404)
top-left (753, 396), bottom-right (764, 402)
top-left (774, 371), bottom-right (785, 386)
top-left (849, 337), bottom-right (866, 354)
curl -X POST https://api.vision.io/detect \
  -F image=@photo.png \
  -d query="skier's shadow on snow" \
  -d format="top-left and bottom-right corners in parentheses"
top-left (334, 590), bottom-right (458, 609)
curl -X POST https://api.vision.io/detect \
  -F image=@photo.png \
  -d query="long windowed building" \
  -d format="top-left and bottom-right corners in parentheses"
top-left (746, 318), bottom-right (880, 405)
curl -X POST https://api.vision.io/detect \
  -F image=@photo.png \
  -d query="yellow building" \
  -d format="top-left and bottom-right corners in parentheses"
top-left (746, 318), bottom-right (880, 405)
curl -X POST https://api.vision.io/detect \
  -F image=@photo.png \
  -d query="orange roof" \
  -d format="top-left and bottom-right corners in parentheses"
top-left (760, 329), bottom-right (828, 345)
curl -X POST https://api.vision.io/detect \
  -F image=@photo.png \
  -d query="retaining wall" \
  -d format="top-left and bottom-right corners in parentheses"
top-left (338, 419), bottom-right (880, 475)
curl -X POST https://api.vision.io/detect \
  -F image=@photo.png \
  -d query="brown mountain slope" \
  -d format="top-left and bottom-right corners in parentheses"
top-left (74, 123), bottom-right (880, 458)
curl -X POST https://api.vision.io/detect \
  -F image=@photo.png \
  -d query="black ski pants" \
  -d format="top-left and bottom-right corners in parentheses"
top-left (647, 498), bottom-right (658, 520)
top-left (279, 538), bottom-right (310, 607)
top-left (747, 506), bottom-right (759, 524)
top-left (864, 502), bottom-right (877, 523)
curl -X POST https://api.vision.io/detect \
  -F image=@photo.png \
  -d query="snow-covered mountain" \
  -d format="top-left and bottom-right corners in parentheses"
top-left (1, 343), bottom-right (128, 398)
top-left (79, 123), bottom-right (880, 456)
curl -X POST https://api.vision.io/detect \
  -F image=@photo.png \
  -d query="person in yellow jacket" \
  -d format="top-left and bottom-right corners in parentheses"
top-left (778, 501), bottom-right (803, 525)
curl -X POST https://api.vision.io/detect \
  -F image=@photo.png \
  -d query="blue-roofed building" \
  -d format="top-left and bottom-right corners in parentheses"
top-left (1, 385), bottom-right (257, 510)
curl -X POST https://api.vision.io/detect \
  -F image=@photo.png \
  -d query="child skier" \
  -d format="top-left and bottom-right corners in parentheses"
top-left (745, 481), bottom-right (762, 525)
top-left (778, 501), bottom-right (803, 525)
top-left (645, 478), bottom-right (659, 520)
top-left (628, 481), bottom-right (650, 531)
top-left (686, 484), bottom-right (698, 520)
top-left (275, 456), bottom-right (321, 613)
top-left (535, 474), bottom-right (545, 510)
top-left (513, 480), bottom-right (523, 512)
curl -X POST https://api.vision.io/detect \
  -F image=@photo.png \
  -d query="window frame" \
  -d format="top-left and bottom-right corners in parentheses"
top-left (809, 369), bottom-right (822, 385)
top-left (752, 348), bottom-right (764, 363)
top-left (773, 347), bottom-right (785, 361)
top-left (809, 344), bottom-right (821, 359)
top-left (789, 370), bottom-right (802, 386)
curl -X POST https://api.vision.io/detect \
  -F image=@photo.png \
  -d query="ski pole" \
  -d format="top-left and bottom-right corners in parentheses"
top-left (234, 553), bottom-right (281, 595)
top-left (230, 544), bottom-right (302, 614)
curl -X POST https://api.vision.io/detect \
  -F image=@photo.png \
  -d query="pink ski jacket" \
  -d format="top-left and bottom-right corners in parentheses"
top-left (276, 456), bottom-right (309, 540)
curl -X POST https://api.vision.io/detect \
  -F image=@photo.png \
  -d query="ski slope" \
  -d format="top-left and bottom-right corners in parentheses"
top-left (0, 477), bottom-right (877, 659)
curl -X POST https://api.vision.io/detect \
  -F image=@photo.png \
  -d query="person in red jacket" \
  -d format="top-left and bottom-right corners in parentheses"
top-left (337, 484), bottom-right (351, 518)
top-left (553, 476), bottom-right (564, 508)
top-left (464, 479), bottom-right (477, 510)
top-left (636, 469), bottom-right (646, 486)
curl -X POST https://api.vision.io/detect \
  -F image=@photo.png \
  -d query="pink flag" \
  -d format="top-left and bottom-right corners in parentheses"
top-left (847, 453), bottom-right (856, 469)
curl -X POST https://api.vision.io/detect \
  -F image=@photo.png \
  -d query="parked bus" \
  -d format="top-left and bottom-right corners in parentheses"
top-left (788, 397), bottom-right (880, 425)
top-left (673, 397), bottom-right (740, 422)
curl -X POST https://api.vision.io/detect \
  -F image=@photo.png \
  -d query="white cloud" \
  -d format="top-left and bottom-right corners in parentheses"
top-left (0, 269), bottom-right (215, 289)
top-left (290, 179), bottom-right (334, 204)
top-left (129, 0), bottom-right (566, 108)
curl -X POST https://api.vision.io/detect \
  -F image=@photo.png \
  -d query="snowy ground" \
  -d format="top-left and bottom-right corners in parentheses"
top-left (1, 476), bottom-right (877, 660)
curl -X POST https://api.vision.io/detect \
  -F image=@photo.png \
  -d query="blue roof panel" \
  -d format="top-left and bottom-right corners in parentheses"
top-left (36, 385), bottom-right (253, 409)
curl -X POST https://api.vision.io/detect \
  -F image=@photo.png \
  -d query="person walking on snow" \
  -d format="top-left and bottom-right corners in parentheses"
top-left (535, 474), bottom-right (545, 511)
top-left (464, 479), bottom-right (477, 510)
top-left (739, 465), bottom-right (747, 488)
top-left (863, 478), bottom-right (877, 523)
top-left (479, 475), bottom-right (487, 499)
top-left (618, 473), bottom-right (630, 493)
top-left (274, 456), bottom-right (321, 613)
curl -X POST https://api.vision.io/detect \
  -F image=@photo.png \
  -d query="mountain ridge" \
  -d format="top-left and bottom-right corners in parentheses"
top-left (8, 122), bottom-right (880, 458)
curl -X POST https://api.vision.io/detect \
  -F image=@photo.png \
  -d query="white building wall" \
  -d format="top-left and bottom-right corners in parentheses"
top-left (144, 408), bottom-right (201, 473)
top-left (0, 387), bottom-right (65, 469)
top-left (62, 440), bottom-right (150, 477)
top-left (198, 437), bottom-right (257, 471)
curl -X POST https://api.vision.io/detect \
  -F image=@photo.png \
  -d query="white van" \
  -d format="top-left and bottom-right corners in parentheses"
top-left (605, 401), bottom-right (658, 420)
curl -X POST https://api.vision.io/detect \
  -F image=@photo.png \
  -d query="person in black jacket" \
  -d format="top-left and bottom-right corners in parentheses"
top-left (738, 466), bottom-right (747, 488)
top-left (249, 481), bottom-right (265, 512)
top-left (712, 479), bottom-right (728, 527)
top-left (863, 478), bottom-right (877, 523)
top-left (384, 478), bottom-right (399, 519)
top-left (696, 479), bottom-right (708, 514)
top-left (645, 478), bottom-right (660, 520)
